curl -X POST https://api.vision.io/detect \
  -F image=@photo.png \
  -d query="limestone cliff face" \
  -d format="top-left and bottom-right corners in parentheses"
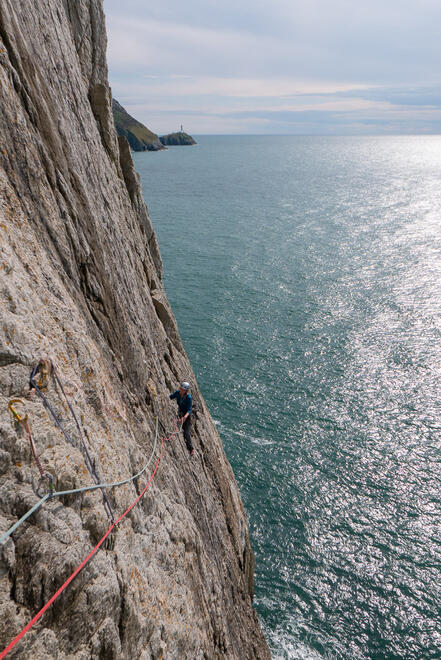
top-left (0, 1), bottom-right (270, 658)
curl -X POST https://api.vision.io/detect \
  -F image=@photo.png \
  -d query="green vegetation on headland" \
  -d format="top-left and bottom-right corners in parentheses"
top-left (159, 132), bottom-right (197, 146)
top-left (112, 99), bottom-right (165, 151)
top-left (112, 99), bottom-right (197, 151)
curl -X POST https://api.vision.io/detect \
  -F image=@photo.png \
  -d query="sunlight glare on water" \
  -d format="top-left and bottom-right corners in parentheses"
top-left (135, 135), bottom-right (441, 659)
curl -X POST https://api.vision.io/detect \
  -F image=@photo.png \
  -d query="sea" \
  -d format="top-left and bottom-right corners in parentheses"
top-left (133, 135), bottom-right (441, 660)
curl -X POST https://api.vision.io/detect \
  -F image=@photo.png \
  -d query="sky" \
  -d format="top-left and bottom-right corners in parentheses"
top-left (104, 0), bottom-right (441, 135)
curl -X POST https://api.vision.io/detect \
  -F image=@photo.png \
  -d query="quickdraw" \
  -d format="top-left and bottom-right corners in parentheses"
top-left (30, 360), bottom-right (114, 521)
top-left (8, 398), bottom-right (54, 496)
top-left (0, 366), bottom-right (182, 656)
top-left (0, 417), bottom-right (174, 659)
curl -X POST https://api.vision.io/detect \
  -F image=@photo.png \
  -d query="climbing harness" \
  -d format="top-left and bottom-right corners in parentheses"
top-left (30, 361), bottom-right (114, 521)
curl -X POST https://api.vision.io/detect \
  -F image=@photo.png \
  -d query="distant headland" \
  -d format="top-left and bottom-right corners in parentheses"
top-left (112, 99), bottom-right (164, 151)
top-left (112, 100), bottom-right (196, 151)
top-left (159, 129), bottom-right (197, 146)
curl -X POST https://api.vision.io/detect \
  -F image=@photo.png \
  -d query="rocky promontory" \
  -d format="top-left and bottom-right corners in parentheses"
top-left (112, 99), bottom-right (165, 152)
top-left (0, 1), bottom-right (270, 658)
top-left (160, 132), bottom-right (197, 146)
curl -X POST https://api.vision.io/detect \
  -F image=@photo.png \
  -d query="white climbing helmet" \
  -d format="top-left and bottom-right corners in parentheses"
top-left (180, 381), bottom-right (190, 391)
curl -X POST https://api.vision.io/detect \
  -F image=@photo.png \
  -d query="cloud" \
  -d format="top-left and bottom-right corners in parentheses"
top-left (104, 0), bottom-right (441, 134)
top-left (112, 76), bottom-right (371, 100)
top-left (106, 4), bottom-right (441, 84)
top-left (112, 91), bottom-right (441, 136)
top-left (334, 86), bottom-right (441, 108)
top-left (106, 17), bottom-right (291, 79)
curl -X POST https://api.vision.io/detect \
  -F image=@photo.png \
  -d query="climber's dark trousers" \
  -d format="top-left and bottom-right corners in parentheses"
top-left (182, 415), bottom-right (193, 452)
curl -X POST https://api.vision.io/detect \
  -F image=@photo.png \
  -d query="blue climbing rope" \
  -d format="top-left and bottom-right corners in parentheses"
top-left (0, 416), bottom-right (174, 546)
top-left (30, 361), bottom-right (114, 521)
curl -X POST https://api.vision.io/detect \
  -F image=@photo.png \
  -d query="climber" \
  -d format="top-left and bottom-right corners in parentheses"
top-left (170, 381), bottom-right (194, 456)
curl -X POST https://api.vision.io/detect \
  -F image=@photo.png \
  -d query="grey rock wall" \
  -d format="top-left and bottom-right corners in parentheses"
top-left (0, 1), bottom-right (270, 658)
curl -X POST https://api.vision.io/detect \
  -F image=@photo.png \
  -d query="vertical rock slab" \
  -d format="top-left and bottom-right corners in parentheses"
top-left (0, 1), bottom-right (270, 658)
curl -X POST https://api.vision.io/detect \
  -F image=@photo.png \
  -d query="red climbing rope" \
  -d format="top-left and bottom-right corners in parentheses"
top-left (0, 422), bottom-right (178, 659)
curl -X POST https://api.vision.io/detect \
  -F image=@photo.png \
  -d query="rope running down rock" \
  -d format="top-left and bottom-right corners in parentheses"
top-left (0, 420), bottom-right (177, 659)
top-left (30, 361), bottom-right (114, 521)
top-left (0, 416), bottom-right (170, 546)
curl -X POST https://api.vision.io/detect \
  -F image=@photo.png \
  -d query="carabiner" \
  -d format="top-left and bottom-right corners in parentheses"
top-left (8, 398), bottom-right (28, 424)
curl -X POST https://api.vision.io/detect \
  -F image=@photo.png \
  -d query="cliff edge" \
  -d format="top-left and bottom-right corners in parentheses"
top-left (0, 1), bottom-right (270, 658)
